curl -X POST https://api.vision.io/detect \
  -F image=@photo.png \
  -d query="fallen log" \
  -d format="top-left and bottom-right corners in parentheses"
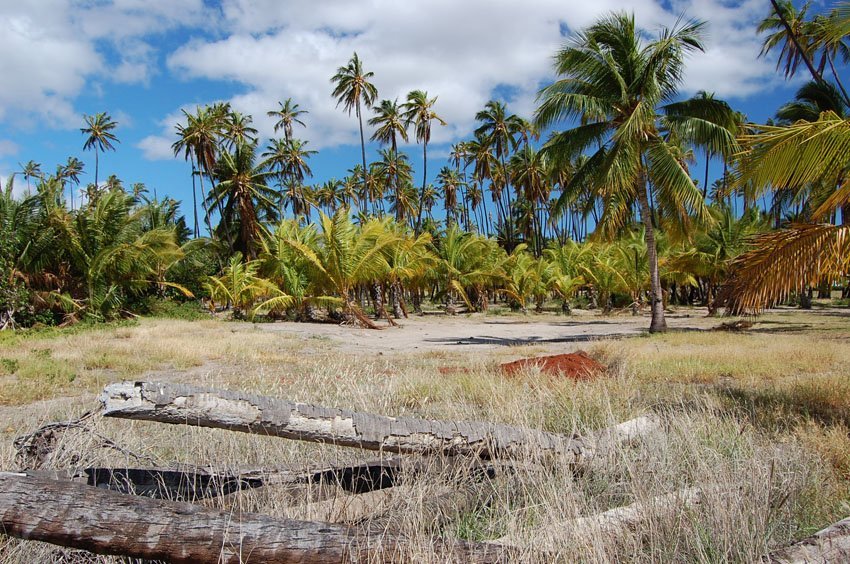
top-left (101, 381), bottom-right (586, 462)
top-left (494, 487), bottom-right (702, 551)
top-left (0, 471), bottom-right (509, 563)
top-left (768, 515), bottom-right (850, 563)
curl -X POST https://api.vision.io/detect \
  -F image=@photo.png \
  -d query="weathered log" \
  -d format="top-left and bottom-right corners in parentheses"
top-left (494, 488), bottom-right (702, 551)
top-left (101, 381), bottom-right (587, 462)
top-left (768, 515), bottom-right (850, 563)
top-left (0, 471), bottom-right (509, 563)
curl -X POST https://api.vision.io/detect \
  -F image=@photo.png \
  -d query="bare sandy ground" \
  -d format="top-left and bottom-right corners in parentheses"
top-left (256, 309), bottom-right (723, 355)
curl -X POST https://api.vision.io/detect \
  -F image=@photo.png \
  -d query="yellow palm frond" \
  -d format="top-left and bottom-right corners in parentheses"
top-left (718, 223), bottom-right (850, 314)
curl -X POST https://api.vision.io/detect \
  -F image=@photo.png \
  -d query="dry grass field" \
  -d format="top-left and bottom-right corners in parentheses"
top-left (0, 306), bottom-right (848, 562)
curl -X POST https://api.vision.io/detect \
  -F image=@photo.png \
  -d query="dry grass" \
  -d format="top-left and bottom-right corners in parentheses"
top-left (0, 309), bottom-right (848, 562)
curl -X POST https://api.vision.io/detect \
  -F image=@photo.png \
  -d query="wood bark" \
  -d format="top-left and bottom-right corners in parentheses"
top-left (768, 515), bottom-right (850, 563)
top-left (101, 381), bottom-right (587, 463)
top-left (0, 471), bottom-right (509, 563)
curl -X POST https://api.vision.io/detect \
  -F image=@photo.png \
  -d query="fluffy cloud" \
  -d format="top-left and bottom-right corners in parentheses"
top-left (153, 0), bottom-right (777, 157)
top-left (0, 0), bottom-right (205, 128)
top-left (3, 0), bottom-right (781, 159)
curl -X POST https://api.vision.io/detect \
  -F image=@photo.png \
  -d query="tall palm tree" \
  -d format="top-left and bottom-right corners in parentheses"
top-left (267, 98), bottom-right (308, 143)
top-left (373, 148), bottom-right (413, 222)
top-left (535, 12), bottom-right (739, 332)
top-left (81, 112), bottom-right (119, 190)
top-left (19, 161), bottom-right (42, 194)
top-left (475, 100), bottom-right (524, 244)
top-left (402, 90), bottom-right (446, 235)
top-left (60, 157), bottom-right (84, 211)
top-left (208, 143), bottom-right (278, 259)
top-left (331, 52), bottom-right (379, 195)
top-left (222, 111), bottom-right (258, 150)
top-left (369, 98), bottom-right (409, 154)
top-left (436, 166), bottom-right (462, 227)
top-left (510, 145), bottom-right (549, 256)
top-left (263, 138), bottom-right (316, 222)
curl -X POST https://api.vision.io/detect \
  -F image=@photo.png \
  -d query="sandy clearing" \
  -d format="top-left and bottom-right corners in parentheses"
top-left (254, 309), bottom-right (722, 355)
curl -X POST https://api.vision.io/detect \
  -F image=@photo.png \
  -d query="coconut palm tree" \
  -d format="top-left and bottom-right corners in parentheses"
top-left (173, 106), bottom-right (224, 237)
top-left (535, 12), bottom-right (739, 332)
top-left (19, 161), bottom-right (43, 194)
top-left (331, 53), bottom-right (379, 195)
top-left (510, 145), bottom-right (549, 256)
top-left (475, 100), bottom-right (523, 245)
top-left (263, 138), bottom-right (316, 222)
top-left (369, 98), bottom-right (409, 154)
top-left (275, 207), bottom-right (399, 328)
top-left (436, 166), bottom-right (462, 227)
top-left (267, 98), bottom-right (308, 142)
top-left (208, 143), bottom-right (278, 259)
top-left (81, 112), bottom-right (119, 191)
top-left (221, 111), bottom-right (258, 150)
top-left (373, 148), bottom-right (413, 222)
top-left (59, 157), bottom-right (85, 211)
top-left (402, 90), bottom-right (446, 235)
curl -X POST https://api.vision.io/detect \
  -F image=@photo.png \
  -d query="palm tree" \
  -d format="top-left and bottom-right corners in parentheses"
top-left (331, 52), bottom-right (379, 195)
top-left (81, 112), bottom-right (119, 190)
top-left (509, 145), bottom-right (549, 256)
top-left (60, 157), bottom-right (85, 211)
top-left (173, 106), bottom-right (226, 236)
top-left (208, 143), bottom-right (278, 259)
top-left (436, 166), bottom-right (462, 227)
top-left (221, 111), bottom-right (258, 150)
top-left (276, 208), bottom-right (399, 327)
top-left (535, 12), bottom-right (739, 332)
top-left (369, 98), bottom-right (409, 154)
top-left (263, 138), bottom-right (316, 222)
top-left (402, 90), bottom-right (446, 235)
top-left (19, 161), bottom-right (42, 194)
top-left (267, 98), bottom-right (308, 142)
top-left (475, 100), bottom-right (523, 244)
top-left (373, 148), bottom-right (413, 222)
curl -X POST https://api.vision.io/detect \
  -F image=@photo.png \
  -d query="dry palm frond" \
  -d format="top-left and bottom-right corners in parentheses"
top-left (736, 112), bottom-right (850, 219)
top-left (717, 223), bottom-right (850, 314)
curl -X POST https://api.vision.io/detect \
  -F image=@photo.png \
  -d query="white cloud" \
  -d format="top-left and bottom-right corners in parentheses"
top-left (0, 0), bottom-right (205, 128)
top-left (162, 0), bottom-right (778, 153)
top-left (1, 0), bottom-right (785, 157)
top-left (0, 140), bottom-right (20, 158)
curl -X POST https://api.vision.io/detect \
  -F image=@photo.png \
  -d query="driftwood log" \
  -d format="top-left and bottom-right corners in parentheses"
top-left (101, 381), bottom-right (587, 462)
top-left (0, 471), bottom-right (509, 563)
top-left (768, 515), bottom-right (850, 563)
top-left (494, 488), bottom-right (702, 551)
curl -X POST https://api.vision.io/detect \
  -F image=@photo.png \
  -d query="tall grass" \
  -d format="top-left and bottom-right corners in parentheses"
top-left (0, 312), bottom-right (847, 562)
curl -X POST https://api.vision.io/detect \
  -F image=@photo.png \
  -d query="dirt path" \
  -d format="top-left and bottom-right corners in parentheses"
top-left (255, 309), bottom-right (721, 354)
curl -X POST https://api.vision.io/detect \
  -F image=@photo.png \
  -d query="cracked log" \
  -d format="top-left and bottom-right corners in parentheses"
top-left (0, 471), bottom-right (509, 563)
top-left (768, 515), bottom-right (850, 563)
top-left (101, 381), bottom-right (587, 462)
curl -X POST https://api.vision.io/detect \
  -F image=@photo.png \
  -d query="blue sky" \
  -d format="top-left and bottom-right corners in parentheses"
top-left (0, 0), bottom-right (817, 223)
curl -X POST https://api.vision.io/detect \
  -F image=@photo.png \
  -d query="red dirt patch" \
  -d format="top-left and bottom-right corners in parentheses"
top-left (438, 366), bottom-right (472, 375)
top-left (500, 351), bottom-right (605, 380)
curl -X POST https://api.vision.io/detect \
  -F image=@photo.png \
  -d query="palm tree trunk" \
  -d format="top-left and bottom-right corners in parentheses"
top-left (636, 176), bottom-right (666, 333)
top-left (356, 101), bottom-right (369, 210)
top-left (190, 157), bottom-right (200, 238)
top-left (827, 52), bottom-right (850, 109)
top-left (414, 141), bottom-right (428, 235)
top-left (94, 150), bottom-right (99, 192)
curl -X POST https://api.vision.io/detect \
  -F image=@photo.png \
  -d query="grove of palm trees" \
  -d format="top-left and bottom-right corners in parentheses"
top-left (0, 3), bottom-right (849, 562)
